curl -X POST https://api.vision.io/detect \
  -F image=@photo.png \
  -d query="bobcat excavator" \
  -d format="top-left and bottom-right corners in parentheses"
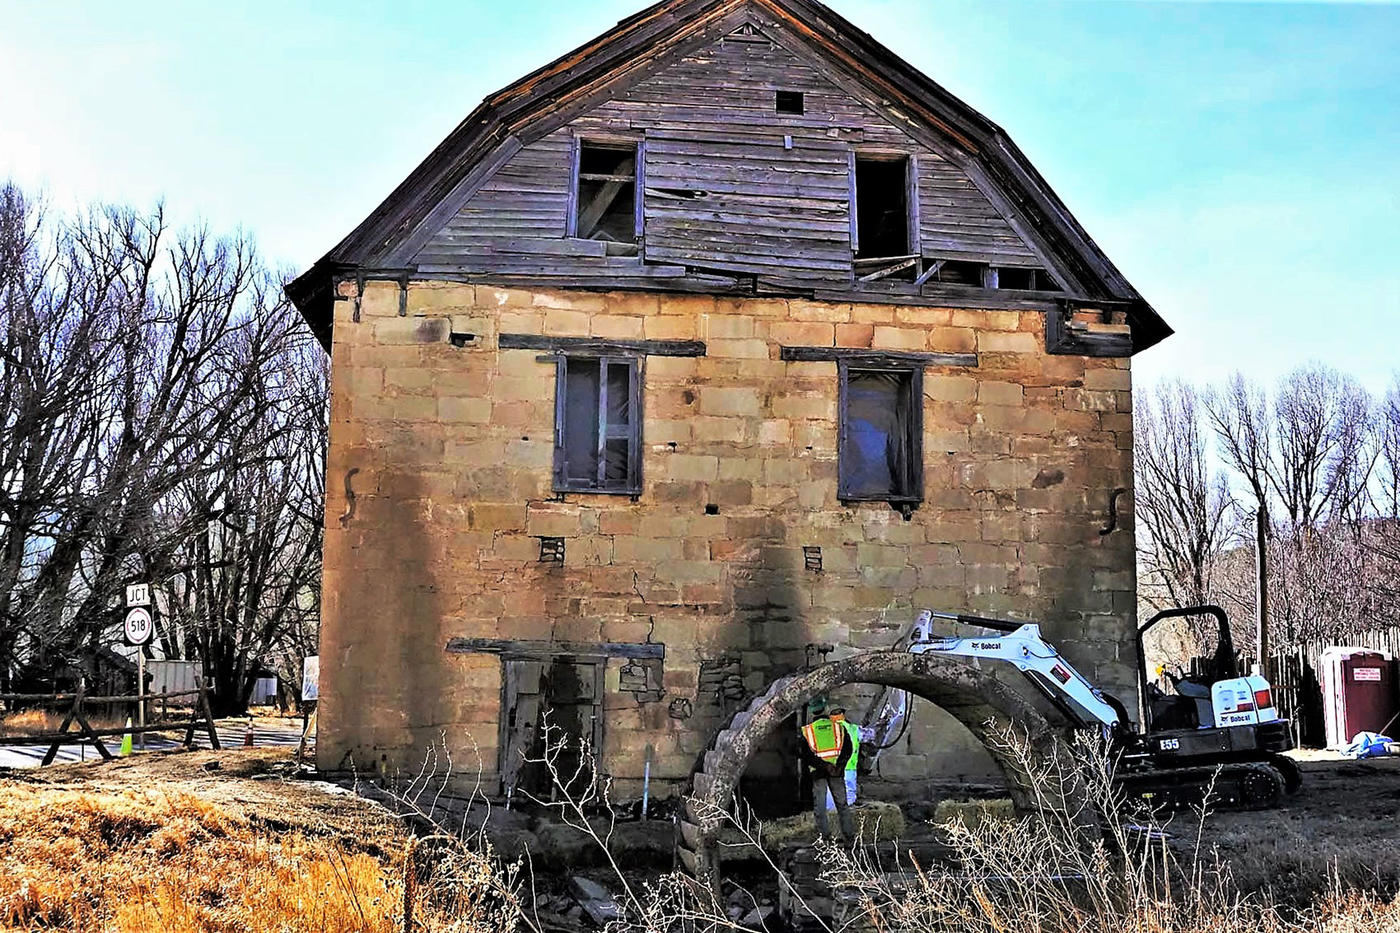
top-left (862, 605), bottom-right (1301, 810)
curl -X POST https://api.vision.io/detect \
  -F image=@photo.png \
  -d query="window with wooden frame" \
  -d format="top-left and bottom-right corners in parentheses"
top-left (569, 139), bottom-right (642, 245)
top-left (851, 152), bottom-right (919, 282)
top-left (553, 355), bottom-right (642, 495)
top-left (837, 361), bottom-right (923, 505)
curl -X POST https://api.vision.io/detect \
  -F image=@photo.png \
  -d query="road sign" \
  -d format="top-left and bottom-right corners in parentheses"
top-left (302, 656), bottom-right (320, 701)
top-left (126, 583), bottom-right (151, 607)
top-left (124, 607), bottom-right (154, 646)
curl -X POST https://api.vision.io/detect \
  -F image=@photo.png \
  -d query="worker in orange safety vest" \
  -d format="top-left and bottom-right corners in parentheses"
top-left (798, 696), bottom-right (856, 843)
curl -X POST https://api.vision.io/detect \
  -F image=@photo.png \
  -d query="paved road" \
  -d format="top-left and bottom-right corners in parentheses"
top-left (0, 720), bottom-right (308, 769)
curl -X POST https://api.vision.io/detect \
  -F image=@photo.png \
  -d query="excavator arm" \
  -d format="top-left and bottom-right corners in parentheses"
top-left (907, 609), bottom-right (1125, 733)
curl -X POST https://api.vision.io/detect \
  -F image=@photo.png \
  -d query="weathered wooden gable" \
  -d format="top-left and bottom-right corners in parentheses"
top-left (410, 20), bottom-right (1046, 290)
top-left (289, 0), bottom-right (1171, 356)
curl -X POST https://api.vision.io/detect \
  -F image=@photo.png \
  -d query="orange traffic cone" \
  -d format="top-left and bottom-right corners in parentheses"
top-left (243, 719), bottom-right (255, 747)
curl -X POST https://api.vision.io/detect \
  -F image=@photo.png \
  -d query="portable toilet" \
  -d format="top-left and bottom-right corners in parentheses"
top-left (1321, 647), bottom-right (1397, 748)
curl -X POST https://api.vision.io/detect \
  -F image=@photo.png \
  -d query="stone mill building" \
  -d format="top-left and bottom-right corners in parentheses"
top-left (288, 0), bottom-right (1171, 801)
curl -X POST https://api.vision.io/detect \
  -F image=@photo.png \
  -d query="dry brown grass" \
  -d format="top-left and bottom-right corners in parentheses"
top-left (0, 750), bottom-right (522, 933)
top-left (0, 710), bottom-right (125, 737)
top-left (4, 740), bottom-right (1400, 932)
top-left (796, 732), bottom-right (1400, 933)
top-left (0, 785), bottom-right (403, 931)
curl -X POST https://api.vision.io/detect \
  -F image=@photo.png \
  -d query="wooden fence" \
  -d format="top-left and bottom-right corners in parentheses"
top-left (1244, 627), bottom-right (1400, 748)
top-left (0, 679), bottom-right (221, 765)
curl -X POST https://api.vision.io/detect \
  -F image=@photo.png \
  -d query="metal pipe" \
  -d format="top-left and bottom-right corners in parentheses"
top-left (641, 743), bottom-right (654, 821)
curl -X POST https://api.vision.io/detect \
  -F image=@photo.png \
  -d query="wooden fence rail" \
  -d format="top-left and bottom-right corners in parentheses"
top-left (1243, 627), bottom-right (1400, 748)
top-left (0, 681), bottom-right (221, 765)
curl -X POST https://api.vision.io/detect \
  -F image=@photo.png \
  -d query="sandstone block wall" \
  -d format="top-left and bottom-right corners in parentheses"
top-left (318, 280), bottom-right (1136, 795)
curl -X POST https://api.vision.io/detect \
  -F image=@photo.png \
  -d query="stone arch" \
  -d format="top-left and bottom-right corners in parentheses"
top-left (677, 651), bottom-right (1079, 885)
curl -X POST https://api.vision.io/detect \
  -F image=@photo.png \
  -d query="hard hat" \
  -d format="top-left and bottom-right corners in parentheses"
top-left (807, 697), bottom-right (829, 717)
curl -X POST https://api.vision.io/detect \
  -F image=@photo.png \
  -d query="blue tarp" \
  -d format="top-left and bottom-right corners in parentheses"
top-left (1343, 731), bottom-right (1395, 759)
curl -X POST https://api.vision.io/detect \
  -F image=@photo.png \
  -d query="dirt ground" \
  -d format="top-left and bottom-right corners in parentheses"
top-left (1202, 754), bottom-right (1400, 896)
top-left (2, 746), bottom-right (1398, 930)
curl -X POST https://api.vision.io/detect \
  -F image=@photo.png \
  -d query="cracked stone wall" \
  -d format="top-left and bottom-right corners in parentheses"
top-left (318, 280), bottom-right (1136, 795)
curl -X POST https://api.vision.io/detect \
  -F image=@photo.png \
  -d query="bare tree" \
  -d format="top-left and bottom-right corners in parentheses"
top-left (159, 325), bottom-right (326, 713)
top-left (0, 186), bottom-right (126, 687)
top-left (1134, 381), bottom-right (1236, 614)
top-left (1205, 374), bottom-right (1272, 520)
top-left (0, 182), bottom-right (327, 711)
top-left (1202, 366), bottom-right (1386, 646)
top-left (1270, 365), bottom-right (1375, 530)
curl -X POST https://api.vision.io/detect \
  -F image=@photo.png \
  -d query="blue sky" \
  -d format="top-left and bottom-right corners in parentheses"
top-left (1, 1), bottom-right (1396, 393)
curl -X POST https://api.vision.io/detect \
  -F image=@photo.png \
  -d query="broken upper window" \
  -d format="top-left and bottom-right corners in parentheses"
top-left (923, 259), bottom-right (984, 287)
top-left (921, 260), bottom-right (1064, 291)
top-left (838, 363), bottom-right (923, 504)
top-left (554, 355), bottom-right (642, 495)
top-left (853, 154), bottom-right (913, 266)
top-left (572, 141), bottom-right (639, 244)
top-left (993, 267), bottom-right (1062, 292)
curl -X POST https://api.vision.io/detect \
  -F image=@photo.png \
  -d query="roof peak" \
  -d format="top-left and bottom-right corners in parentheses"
top-left (287, 0), bottom-right (1169, 353)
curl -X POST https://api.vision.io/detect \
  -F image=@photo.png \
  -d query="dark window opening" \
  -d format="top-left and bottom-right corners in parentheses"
top-left (854, 155), bottom-right (913, 267)
top-left (554, 355), bottom-right (642, 495)
top-left (926, 259), bottom-right (985, 287)
top-left (776, 90), bottom-right (805, 114)
top-left (838, 364), bottom-right (923, 504)
top-left (539, 537), bottom-right (565, 565)
top-left (997, 267), bottom-right (1036, 291)
top-left (574, 142), bottom-right (638, 244)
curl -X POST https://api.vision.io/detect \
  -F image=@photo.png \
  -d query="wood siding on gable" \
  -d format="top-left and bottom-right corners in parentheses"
top-left (411, 26), bottom-right (1046, 287)
top-left (917, 157), bottom-right (1040, 267)
top-left (643, 131), bottom-right (854, 282)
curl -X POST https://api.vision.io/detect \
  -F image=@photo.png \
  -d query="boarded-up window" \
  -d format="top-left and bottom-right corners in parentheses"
top-left (838, 363), bottom-right (923, 503)
top-left (571, 141), bottom-right (639, 244)
top-left (554, 355), bottom-right (642, 495)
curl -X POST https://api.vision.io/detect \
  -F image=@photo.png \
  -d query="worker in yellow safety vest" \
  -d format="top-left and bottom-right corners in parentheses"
top-left (798, 696), bottom-right (856, 843)
top-left (827, 707), bottom-right (862, 808)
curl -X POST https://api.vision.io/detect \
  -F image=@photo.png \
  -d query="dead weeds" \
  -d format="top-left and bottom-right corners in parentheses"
top-left (0, 748), bottom-right (496, 932)
top-left (3, 745), bottom-right (1400, 931)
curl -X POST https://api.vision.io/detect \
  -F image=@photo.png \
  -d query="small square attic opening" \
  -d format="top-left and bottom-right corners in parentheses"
top-left (775, 90), bottom-right (805, 114)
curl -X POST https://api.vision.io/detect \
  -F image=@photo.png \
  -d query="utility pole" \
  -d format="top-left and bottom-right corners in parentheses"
top-left (1254, 509), bottom-right (1269, 678)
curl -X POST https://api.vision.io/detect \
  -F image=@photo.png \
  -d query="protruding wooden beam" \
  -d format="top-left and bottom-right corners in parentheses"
top-left (780, 346), bottom-right (978, 368)
top-left (498, 334), bottom-right (706, 357)
top-left (446, 637), bottom-right (665, 660)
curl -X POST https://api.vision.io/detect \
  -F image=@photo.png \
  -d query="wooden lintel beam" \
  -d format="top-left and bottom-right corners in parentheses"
top-left (445, 637), bottom-right (665, 661)
top-left (780, 346), bottom-right (978, 368)
top-left (499, 333), bottom-right (706, 357)
top-left (854, 254), bottom-right (918, 267)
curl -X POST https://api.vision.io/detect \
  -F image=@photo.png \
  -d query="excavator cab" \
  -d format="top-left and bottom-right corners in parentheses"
top-left (1140, 606), bottom-right (1288, 735)
top-left (1138, 605), bottom-right (1250, 730)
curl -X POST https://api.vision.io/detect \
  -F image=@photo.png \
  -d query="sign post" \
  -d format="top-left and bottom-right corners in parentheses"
top-left (124, 586), bottom-right (154, 750)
